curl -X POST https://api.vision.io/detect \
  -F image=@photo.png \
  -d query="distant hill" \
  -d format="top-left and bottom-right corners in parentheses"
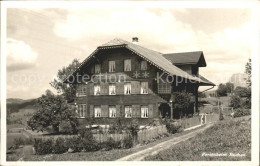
top-left (6, 98), bottom-right (38, 115)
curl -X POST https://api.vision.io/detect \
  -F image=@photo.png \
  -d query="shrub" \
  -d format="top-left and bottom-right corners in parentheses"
top-left (233, 108), bottom-right (251, 118)
top-left (65, 136), bottom-right (82, 152)
top-left (83, 138), bottom-right (100, 152)
top-left (33, 138), bottom-right (53, 155)
top-left (12, 137), bottom-right (33, 149)
top-left (52, 137), bottom-right (68, 154)
top-left (122, 135), bottom-right (133, 149)
top-left (230, 95), bottom-right (241, 109)
top-left (59, 121), bottom-right (78, 134)
top-left (165, 121), bottom-right (182, 134)
top-left (13, 137), bottom-right (25, 149)
top-left (100, 137), bottom-right (121, 151)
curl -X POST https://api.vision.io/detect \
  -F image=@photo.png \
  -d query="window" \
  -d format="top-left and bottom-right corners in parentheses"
top-left (78, 104), bottom-right (87, 117)
top-left (109, 84), bottom-right (116, 95)
top-left (95, 64), bottom-right (101, 73)
top-left (141, 61), bottom-right (148, 70)
top-left (124, 83), bottom-right (131, 95)
top-left (141, 82), bottom-right (148, 94)
top-left (94, 85), bottom-right (101, 95)
top-left (125, 106), bottom-right (132, 118)
top-left (78, 85), bottom-right (87, 96)
top-left (109, 106), bottom-right (116, 118)
top-left (141, 106), bottom-right (148, 118)
top-left (108, 61), bottom-right (115, 72)
top-left (124, 59), bottom-right (131, 71)
top-left (94, 106), bottom-right (101, 117)
top-left (158, 80), bottom-right (171, 94)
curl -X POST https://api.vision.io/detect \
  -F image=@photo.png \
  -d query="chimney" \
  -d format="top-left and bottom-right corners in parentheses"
top-left (132, 37), bottom-right (138, 44)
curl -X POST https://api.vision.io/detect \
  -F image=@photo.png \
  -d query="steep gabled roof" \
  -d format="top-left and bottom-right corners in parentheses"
top-left (64, 38), bottom-right (214, 86)
top-left (100, 38), bottom-right (203, 82)
top-left (163, 51), bottom-right (206, 67)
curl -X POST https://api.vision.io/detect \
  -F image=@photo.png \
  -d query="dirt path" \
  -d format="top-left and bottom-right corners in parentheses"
top-left (117, 123), bottom-right (214, 161)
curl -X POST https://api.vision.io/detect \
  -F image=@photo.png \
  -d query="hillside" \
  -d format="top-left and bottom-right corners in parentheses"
top-left (7, 98), bottom-right (39, 128)
top-left (7, 98), bottom-right (38, 115)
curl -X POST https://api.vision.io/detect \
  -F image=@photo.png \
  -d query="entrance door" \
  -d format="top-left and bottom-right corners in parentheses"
top-left (159, 103), bottom-right (171, 118)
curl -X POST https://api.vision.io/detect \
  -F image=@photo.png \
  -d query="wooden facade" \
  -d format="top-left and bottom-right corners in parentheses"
top-left (66, 38), bottom-right (215, 126)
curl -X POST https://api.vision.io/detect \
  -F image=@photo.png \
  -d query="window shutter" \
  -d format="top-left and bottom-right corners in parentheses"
top-left (116, 105), bottom-right (121, 117)
top-left (90, 105), bottom-right (94, 117)
top-left (132, 105), bottom-right (136, 118)
top-left (148, 81), bottom-right (153, 94)
top-left (89, 83), bottom-right (94, 95)
top-left (116, 82), bottom-right (124, 95)
top-left (100, 83), bottom-right (108, 95)
top-left (132, 105), bottom-right (140, 118)
top-left (136, 105), bottom-right (141, 117)
top-left (131, 81), bottom-right (140, 94)
top-left (148, 104), bottom-right (153, 118)
top-left (101, 105), bottom-right (109, 117)
top-left (102, 60), bottom-right (108, 73)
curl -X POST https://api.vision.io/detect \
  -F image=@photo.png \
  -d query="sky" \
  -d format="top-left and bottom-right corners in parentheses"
top-left (6, 7), bottom-right (251, 99)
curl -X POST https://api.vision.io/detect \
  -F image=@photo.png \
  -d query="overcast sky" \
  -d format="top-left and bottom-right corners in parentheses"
top-left (6, 7), bottom-right (251, 99)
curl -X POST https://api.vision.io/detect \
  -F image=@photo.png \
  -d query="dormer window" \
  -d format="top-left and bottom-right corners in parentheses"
top-left (95, 64), bottom-right (101, 73)
top-left (109, 61), bottom-right (115, 72)
top-left (141, 61), bottom-right (148, 70)
top-left (124, 59), bottom-right (131, 71)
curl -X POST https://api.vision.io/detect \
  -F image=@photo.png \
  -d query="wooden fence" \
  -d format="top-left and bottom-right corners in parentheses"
top-left (31, 114), bottom-right (219, 143)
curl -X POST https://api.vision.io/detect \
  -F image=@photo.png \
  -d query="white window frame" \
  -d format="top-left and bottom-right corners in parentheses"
top-left (125, 106), bottom-right (132, 118)
top-left (109, 84), bottom-right (116, 95)
top-left (124, 59), bottom-right (131, 71)
top-left (95, 64), bottom-right (101, 73)
top-left (94, 106), bottom-right (101, 118)
top-left (108, 60), bottom-right (116, 72)
top-left (124, 83), bottom-right (131, 95)
top-left (109, 106), bottom-right (116, 118)
top-left (94, 85), bottom-right (101, 95)
top-left (141, 61), bottom-right (148, 70)
top-left (141, 106), bottom-right (149, 118)
top-left (78, 104), bottom-right (87, 118)
top-left (141, 82), bottom-right (148, 94)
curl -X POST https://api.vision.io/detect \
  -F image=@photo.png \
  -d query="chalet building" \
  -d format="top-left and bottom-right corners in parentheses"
top-left (64, 37), bottom-right (215, 126)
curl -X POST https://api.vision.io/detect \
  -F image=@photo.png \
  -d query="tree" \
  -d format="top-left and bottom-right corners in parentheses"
top-left (225, 82), bottom-right (234, 94)
top-left (172, 91), bottom-right (193, 119)
top-left (230, 95), bottom-right (241, 109)
top-left (245, 58), bottom-right (251, 87)
top-left (216, 84), bottom-right (227, 96)
top-left (27, 90), bottom-right (79, 133)
top-left (234, 86), bottom-right (251, 98)
top-left (50, 59), bottom-right (81, 102)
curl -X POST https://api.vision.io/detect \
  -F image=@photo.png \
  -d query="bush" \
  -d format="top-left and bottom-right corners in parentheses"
top-left (65, 136), bottom-right (82, 152)
top-left (122, 135), bottom-right (133, 149)
top-left (233, 108), bottom-right (251, 118)
top-left (165, 121), bottom-right (182, 134)
top-left (12, 137), bottom-right (33, 149)
top-left (59, 121), bottom-right (78, 134)
top-left (33, 138), bottom-right (53, 155)
top-left (83, 138), bottom-right (100, 152)
top-left (52, 137), bottom-right (68, 154)
top-left (230, 95), bottom-right (241, 109)
top-left (13, 137), bottom-right (25, 149)
top-left (100, 137), bottom-right (121, 151)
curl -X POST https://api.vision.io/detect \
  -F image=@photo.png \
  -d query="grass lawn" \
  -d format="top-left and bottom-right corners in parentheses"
top-left (145, 117), bottom-right (251, 161)
top-left (9, 125), bottom-right (206, 161)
